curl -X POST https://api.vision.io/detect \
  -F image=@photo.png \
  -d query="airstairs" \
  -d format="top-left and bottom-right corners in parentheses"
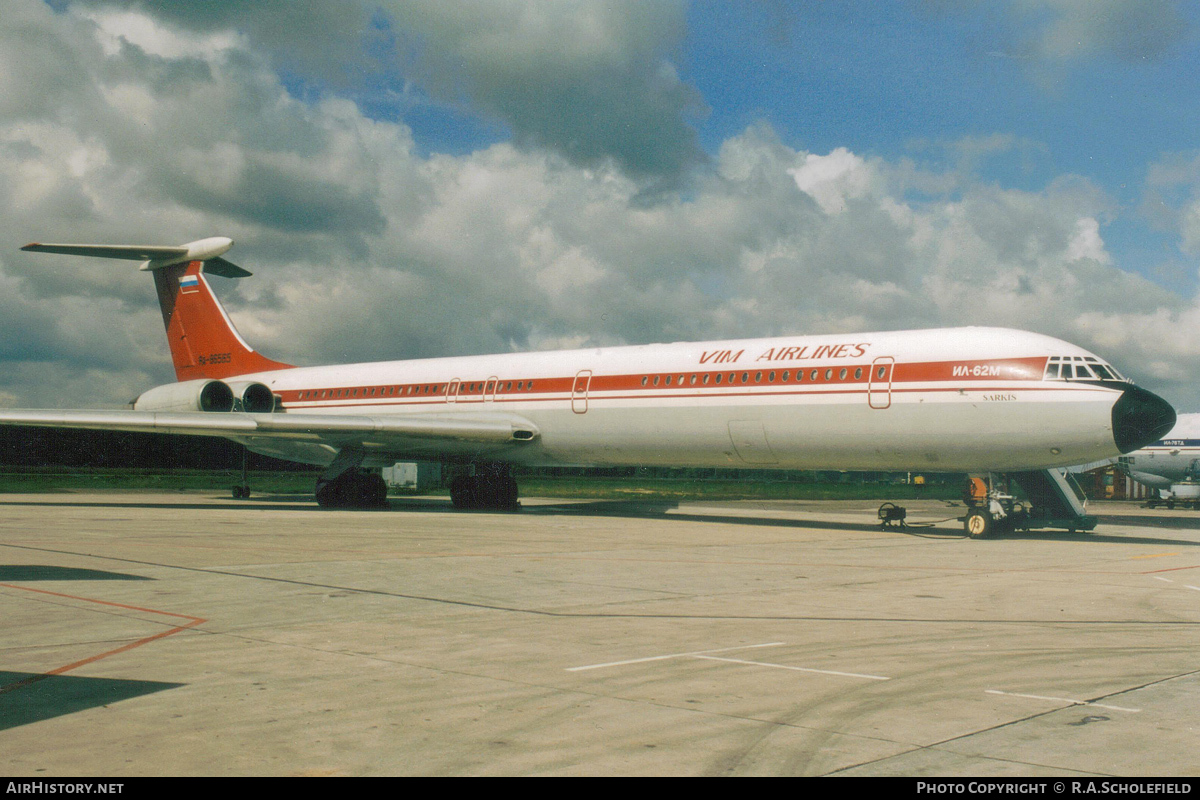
top-left (962, 468), bottom-right (1097, 538)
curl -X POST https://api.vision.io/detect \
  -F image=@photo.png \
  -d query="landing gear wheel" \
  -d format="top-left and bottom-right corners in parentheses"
top-left (449, 476), bottom-right (471, 509)
top-left (232, 485), bottom-right (250, 499)
top-left (315, 471), bottom-right (389, 509)
top-left (361, 473), bottom-right (388, 507)
top-left (449, 470), bottom-right (520, 511)
top-left (965, 509), bottom-right (993, 539)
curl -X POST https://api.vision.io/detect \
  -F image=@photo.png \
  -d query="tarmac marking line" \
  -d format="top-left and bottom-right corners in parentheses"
top-left (566, 642), bottom-right (785, 672)
top-left (694, 655), bottom-right (890, 681)
top-left (1148, 575), bottom-right (1200, 592)
top-left (985, 689), bottom-right (1140, 713)
top-left (0, 582), bottom-right (206, 695)
top-left (1143, 564), bottom-right (1200, 574)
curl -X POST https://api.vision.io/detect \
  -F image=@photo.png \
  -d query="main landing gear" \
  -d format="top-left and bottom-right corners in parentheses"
top-left (311, 449), bottom-right (519, 512)
top-left (314, 447), bottom-right (389, 509)
top-left (232, 446), bottom-right (251, 499)
top-left (315, 469), bottom-right (389, 509)
top-left (449, 464), bottom-right (520, 511)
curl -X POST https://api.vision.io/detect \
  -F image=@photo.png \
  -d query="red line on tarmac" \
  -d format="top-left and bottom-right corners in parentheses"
top-left (0, 582), bottom-right (206, 695)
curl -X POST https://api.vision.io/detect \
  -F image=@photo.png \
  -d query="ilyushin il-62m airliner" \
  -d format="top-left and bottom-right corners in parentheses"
top-left (5, 237), bottom-right (1177, 537)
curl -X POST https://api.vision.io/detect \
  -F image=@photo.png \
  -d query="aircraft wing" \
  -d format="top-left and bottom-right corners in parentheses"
top-left (0, 409), bottom-right (539, 449)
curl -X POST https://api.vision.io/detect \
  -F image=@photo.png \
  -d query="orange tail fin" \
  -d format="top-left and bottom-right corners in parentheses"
top-left (152, 261), bottom-right (291, 381)
top-left (21, 237), bottom-right (292, 381)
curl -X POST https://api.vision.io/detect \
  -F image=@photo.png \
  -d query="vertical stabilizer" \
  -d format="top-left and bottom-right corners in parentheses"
top-left (22, 237), bottom-right (293, 381)
top-left (153, 261), bottom-right (291, 381)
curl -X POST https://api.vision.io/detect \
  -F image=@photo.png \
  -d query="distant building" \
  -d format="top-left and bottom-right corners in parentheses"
top-left (1076, 464), bottom-right (1149, 500)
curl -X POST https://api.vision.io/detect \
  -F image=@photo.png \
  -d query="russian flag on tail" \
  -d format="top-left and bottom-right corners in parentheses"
top-left (179, 274), bottom-right (200, 294)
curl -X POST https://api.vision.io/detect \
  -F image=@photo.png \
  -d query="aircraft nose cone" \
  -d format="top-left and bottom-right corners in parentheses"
top-left (1112, 385), bottom-right (1176, 453)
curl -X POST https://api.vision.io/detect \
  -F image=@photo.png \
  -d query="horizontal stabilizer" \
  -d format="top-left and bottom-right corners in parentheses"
top-left (21, 236), bottom-right (249, 276)
top-left (21, 243), bottom-right (187, 261)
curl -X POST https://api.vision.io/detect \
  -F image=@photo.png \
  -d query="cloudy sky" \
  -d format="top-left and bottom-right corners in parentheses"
top-left (3, 0), bottom-right (1200, 411)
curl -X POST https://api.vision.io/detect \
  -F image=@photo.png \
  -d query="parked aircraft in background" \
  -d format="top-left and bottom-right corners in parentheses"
top-left (4, 238), bottom-right (1177, 536)
top-left (1118, 413), bottom-right (1200, 508)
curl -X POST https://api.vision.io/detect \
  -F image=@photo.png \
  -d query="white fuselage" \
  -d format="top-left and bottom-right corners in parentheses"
top-left (227, 326), bottom-right (1148, 473)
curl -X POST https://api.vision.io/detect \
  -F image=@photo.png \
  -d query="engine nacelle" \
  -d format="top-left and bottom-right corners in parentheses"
top-left (133, 379), bottom-right (234, 413)
top-left (1129, 470), bottom-right (1172, 490)
top-left (225, 380), bottom-right (276, 413)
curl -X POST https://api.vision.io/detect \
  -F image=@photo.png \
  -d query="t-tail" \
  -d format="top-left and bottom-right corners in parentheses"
top-left (21, 237), bottom-right (291, 381)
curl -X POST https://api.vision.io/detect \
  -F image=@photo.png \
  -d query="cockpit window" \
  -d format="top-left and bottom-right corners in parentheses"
top-left (1044, 355), bottom-right (1125, 382)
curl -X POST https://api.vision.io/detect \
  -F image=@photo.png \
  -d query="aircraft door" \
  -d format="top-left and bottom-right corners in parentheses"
top-left (485, 377), bottom-right (498, 403)
top-left (868, 356), bottom-right (894, 409)
top-left (572, 370), bottom-right (592, 414)
top-left (447, 379), bottom-right (460, 403)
